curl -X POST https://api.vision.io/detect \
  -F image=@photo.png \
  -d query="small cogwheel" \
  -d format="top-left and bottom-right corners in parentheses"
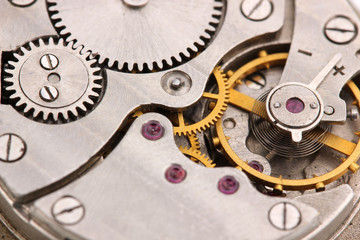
top-left (179, 145), bottom-right (215, 168)
top-left (4, 38), bottom-right (103, 122)
top-left (173, 67), bottom-right (229, 136)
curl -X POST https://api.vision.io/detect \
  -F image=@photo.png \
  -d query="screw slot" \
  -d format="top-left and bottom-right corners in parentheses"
top-left (241, 0), bottom-right (273, 22)
top-left (324, 15), bottom-right (358, 44)
top-left (52, 196), bottom-right (85, 225)
top-left (40, 54), bottom-right (59, 70)
top-left (0, 133), bottom-right (26, 162)
top-left (39, 86), bottom-right (59, 102)
top-left (268, 202), bottom-right (301, 230)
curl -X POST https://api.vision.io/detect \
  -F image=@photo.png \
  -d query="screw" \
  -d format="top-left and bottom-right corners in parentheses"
top-left (268, 202), bottom-right (301, 230)
top-left (310, 102), bottom-right (318, 109)
top-left (218, 176), bottom-right (239, 194)
top-left (347, 106), bottom-right (359, 121)
top-left (8, 0), bottom-right (36, 7)
top-left (324, 16), bottom-right (358, 44)
top-left (52, 196), bottom-right (85, 225)
top-left (165, 164), bottom-right (186, 183)
top-left (248, 161), bottom-right (264, 172)
top-left (324, 106), bottom-right (335, 115)
top-left (39, 86), bottom-right (59, 102)
top-left (40, 54), bottom-right (59, 70)
top-left (142, 120), bottom-right (165, 140)
top-left (123, 0), bottom-right (149, 8)
top-left (241, 0), bottom-right (273, 22)
top-left (273, 102), bottom-right (281, 108)
top-left (170, 78), bottom-right (184, 90)
top-left (0, 134), bottom-right (26, 162)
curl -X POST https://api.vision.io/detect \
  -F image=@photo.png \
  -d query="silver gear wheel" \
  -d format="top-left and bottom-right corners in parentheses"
top-left (47, 0), bottom-right (224, 71)
top-left (4, 38), bottom-right (102, 122)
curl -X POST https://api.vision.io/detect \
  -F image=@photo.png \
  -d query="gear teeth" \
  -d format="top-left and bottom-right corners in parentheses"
top-left (3, 37), bottom-right (103, 123)
top-left (178, 145), bottom-right (215, 168)
top-left (48, 37), bottom-right (55, 46)
top-left (188, 133), bottom-right (201, 151)
top-left (47, 0), bottom-right (224, 72)
top-left (173, 66), bottom-right (229, 136)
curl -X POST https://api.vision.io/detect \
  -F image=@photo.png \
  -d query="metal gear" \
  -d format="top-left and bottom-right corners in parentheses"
top-left (173, 67), bottom-right (230, 136)
top-left (4, 38), bottom-right (102, 122)
top-left (178, 145), bottom-right (215, 168)
top-left (216, 51), bottom-right (360, 191)
top-left (47, 0), bottom-right (224, 72)
top-left (188, 133), bottom-right (200, 152)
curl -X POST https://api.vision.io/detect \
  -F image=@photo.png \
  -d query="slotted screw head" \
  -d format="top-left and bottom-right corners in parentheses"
top-left (40, 54), bottom-right (59, 70)
top-left (39, 86), bottom-right (59, 102)
top-left (52, 196), bottom-right (85, 225)
top-left (324, 15), bottom-right (358, 44)
top-left (241, 0), bottom-right (273, 21)
top-left (0, 134), bottom-right (26, 162)
top-left (268, 202), bottom-right (301, 230)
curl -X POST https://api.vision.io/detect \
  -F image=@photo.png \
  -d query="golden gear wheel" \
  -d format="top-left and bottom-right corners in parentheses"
top-left (187, 132), bottom-right (202, 162)
top-left (173, 67), bottom-right (230, 136)
top-left (178, 145), bottom-right (215, 168)
top-left (188, 133), bottom-right (201, 151)
top-left (215, 50), bottom-right (360, 191)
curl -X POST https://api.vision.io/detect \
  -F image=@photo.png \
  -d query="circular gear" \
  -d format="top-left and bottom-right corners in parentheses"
top-left (179, 145), bottom-right (215, 168)
top-left (4, 38), bottom-right (102, 122)
top-left (216, 51), bottom-right (360, 191)
top-left (47, 0), bottom-right (224, 71)
top-left (173, 67), bottom-right (230, 136)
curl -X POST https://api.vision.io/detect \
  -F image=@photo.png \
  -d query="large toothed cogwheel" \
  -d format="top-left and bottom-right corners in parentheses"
top-left (4, 38), bottom-right (103, 122)
top-left (47, 0), bottom-right (224, 71)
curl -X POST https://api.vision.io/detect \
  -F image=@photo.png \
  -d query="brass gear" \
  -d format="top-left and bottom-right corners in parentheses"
top-left (173, 67), bottom-right (229, 136)
top-left (215, 50), bottom-right (360, 191)
top-left (179, 145), bottom-right (215, 168)
top-left (188, 133), bottom-right (201, 151)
